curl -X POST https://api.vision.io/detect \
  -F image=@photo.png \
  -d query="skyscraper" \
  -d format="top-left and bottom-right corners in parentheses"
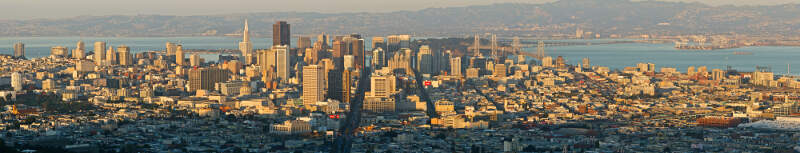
top-left (372, 37), bottom-right (385, 50)
top-left (298, 36), bottom-right (311, 49)
top-left (341, 69), bottom-right (351, 103)
top-left (327, 69), bottom-right (344, 102)
top-left (176, 45), bottom-right (185, 66)
top-left (386, 35), bottom-right (410, 54)
top-left (190, 54), bottom-right (200, 67)
top-left (352, 39), bottom-right (365, 69)
top-left (13, 42), bottom-right (24, 58)
top-left (11, 72), bottom-right (22, 92)
top-left (117, 45), bottom-right (132, 66)
top-left (239, 19), bottom-right (254, 65)
top-left (388, 48), bottom-right (413, 75)
top-left (189, 67), bottom-right (230, 92)
top-left (332, 40), bottom-right (345, 58)
top-left (106, 46), bottom-right (116, 65)
top-left (317, 33), bottom-right (329, 47)
top-left (372, 48), bottom-right (385, 69)
top-left (304, 48), bottom-right (319, 65)
top-left (582, 58), bottom-right (590, 68)
top-left (94, 41), bottom-right (106, 65)
top-left (73, 41), bottom-right (85, 59)
top-left (274, 45), bottom-right (290, 82)
top-left (259, 49), bottom-right (277, 78)
top-left (303, 65), bottom-right (324, 106)
top-left (450, 57), bottom-right (462, 76)
top-left (165, 42), bottom-right (176, 56)
top-left (272, 21), bottom-right (290, 47)
top-left (417, 45), bottom-right (435, 75)
top-left (343, 55), bottom-right (354, 70)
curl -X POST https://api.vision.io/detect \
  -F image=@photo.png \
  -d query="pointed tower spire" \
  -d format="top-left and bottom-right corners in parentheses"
top-left (243, 19), bottom-right (250, 42)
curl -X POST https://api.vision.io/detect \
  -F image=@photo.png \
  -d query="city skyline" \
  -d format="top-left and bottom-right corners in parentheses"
top-left (2, 1), bottom-right (800, 153)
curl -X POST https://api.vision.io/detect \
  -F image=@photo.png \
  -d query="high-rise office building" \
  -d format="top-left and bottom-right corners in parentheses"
top-left (372, 37), bottom-right (385, 50)
top-left (332, 40), bottom-right (345, 58)
top-left (189, 68), bottom-right (230, 92)
top-left (11, 72), bottom-right (22, 92)
top-left (176, 45), bottom-right (185, 66)
top-left (317, 33), bottom-right (329, 47)
top-left (272, 21), bottom-right (290, 46)
top-left (450, 57), bottom-right (462, 76)
top-left (94, 41), bottom-right (106, 65)
top-left (239, 20), bottom-right (254, 65)
top-left (372, 48), bottom-right (385, 69)
top-left (388, 48), bottom-right (413, 75)
top-left (352, 39), bottom-right (365, 69)
top-left (370, 75), bottom-right (396, 98)
top-left (582, 58), bottom-right (590, 68)
top-left (298, 36), bottom-right (311, 49)
top-left (165, 42), bottom-right (176, 56)
top-left (13, 42), bottom-right (24, 58)
top-left (106, 46), bottom-right (116, 65)
top-left (417, 45), bottom-right (435, 75)
top-left (117, 45), bottom-right (132, 66)
top-left (259, 49), bottom-right (278, 80)
top-left (304, 48), bottom-right (319, 65)
top-left (327, 69), bottom-right (344, 102)
top-left (302, 65), bottom-right (324, 106)
top-left (274, 45), bottom-right (290, 82)
top-left (341, 69), bottom-right (351, 103)
top-left (73, 41), bottom-right (85, 59)
top-left (190, 54), bottom-right (200, 67)
top-left (224, 60), bottom-right (242, 75)
top-left (386, 35), bottom-right (410, 54)
top-left (343, 55), bottom-right (354, 70)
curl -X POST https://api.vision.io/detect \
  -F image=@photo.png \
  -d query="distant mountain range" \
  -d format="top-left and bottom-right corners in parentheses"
top-left (2, 0), bottom-right (800, 37)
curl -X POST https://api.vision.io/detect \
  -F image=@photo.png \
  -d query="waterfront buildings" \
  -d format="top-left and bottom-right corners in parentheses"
top-left (13, 42), bottom-right (24, 58)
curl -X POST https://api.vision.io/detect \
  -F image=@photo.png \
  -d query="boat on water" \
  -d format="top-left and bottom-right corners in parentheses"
top-left (733, 51), bottom-right (753, 55)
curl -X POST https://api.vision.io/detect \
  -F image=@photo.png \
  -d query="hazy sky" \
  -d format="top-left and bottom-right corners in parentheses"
top-left (1, 0), bottom-right (796, 20)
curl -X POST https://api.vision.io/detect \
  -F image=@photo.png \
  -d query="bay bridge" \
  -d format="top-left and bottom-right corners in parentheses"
top-left (466, 35), bottom-right (639, 60)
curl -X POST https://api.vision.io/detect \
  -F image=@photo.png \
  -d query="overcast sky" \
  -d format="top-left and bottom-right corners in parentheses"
top-left (1, 0), bottom-right (796, 20)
